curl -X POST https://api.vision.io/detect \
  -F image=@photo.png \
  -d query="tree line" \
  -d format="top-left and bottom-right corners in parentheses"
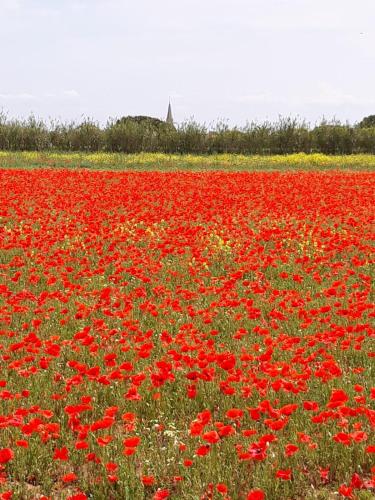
top-left (1, 113), bottom-right (375, 154)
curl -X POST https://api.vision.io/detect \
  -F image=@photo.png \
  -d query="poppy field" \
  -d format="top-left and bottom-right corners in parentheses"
top-left (0, 169), bottom-right (374, 500)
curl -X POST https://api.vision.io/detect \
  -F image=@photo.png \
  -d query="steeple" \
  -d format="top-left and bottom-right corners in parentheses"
top-left (166, 101), bottom-right (174, 125)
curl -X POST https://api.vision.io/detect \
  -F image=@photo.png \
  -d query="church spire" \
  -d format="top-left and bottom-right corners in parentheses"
top-left (166, 100), bottom-right (174, 125)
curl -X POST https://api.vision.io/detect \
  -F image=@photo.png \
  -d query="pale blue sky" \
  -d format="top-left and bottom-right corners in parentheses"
top-left (1, 0), bottom-right (374, 126)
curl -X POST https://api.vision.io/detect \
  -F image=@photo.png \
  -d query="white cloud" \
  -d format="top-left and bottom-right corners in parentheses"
top-left (306, 82), bottom-right (375, 106)
top-left (0, 92), bottom-right (36, 100)
top-left (63, 90), bottom-right (80, 98)
top-left (230, 93), bottom-right (285, 104)
top-left (168, 91), bottom-right (183, 100)
top-left (229, 84), bottom-right (375, 111)
top-left (0, 0), bottom-right (21, 11)
top-left (70, 1), bottom-right (88, 11)
top-left (0, 1), bottom-right (60, 17)
top-left (0, 90), bottom-right (80, 101)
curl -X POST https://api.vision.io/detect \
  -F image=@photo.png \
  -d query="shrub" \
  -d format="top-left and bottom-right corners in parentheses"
top-left (0, 113), bottom-right (375, 154)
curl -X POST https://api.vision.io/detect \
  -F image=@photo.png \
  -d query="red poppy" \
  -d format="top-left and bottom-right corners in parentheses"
top-left (142, 475), bottom-right (155, 486)
top-left (285, 444), bottom-right (299, 457)
top-left (153, 489), bottom-right (170, 500)
top-left (62, 473), bottom-right (78, 483)
top-left (226, 408), bottom-right (244, 419)
top-left (333, 433), bottom-right (352, 446)
top-left (123, 436), bottom-right (141, 448)
top-left (196, 445), bottom-right (210, 456)
top-left (0, 448), bottom-right (14, 464)
top-left (247, 490), bottom-right (265, 500)
top-left (276, 469), bottom-right (292, 480)
top-left (53, 447), bottom-right (69, 460)
top-left (202, 431), bottom-right (220, 444)
top-left (327, 389), bottom-right (349, 408)
top-left (338, 485), bottom-right (353, 498)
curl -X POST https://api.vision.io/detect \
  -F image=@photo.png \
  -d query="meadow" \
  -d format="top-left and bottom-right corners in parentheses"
top-left (0, 167), bottom-right (374, 500)
top-left (1, 151), bottom-right (375, 171)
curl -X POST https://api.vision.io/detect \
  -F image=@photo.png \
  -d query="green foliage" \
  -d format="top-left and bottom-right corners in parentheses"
top-left (105, 116), bottom-right (176, 153)
top-left (357, 114), bottom-right (375, 128)
top-left (116, 115), bottom-right (169, 128)
top-left (0, 113), bottom-right (375, 154)
top-left (312, 120), bottom-right (354, 155)
top-left (0, 113), bottom-right (50, 150)
top-left (177, 120), bottom-right (208, 153)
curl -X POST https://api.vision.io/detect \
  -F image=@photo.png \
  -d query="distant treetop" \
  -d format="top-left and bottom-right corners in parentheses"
top-left (115, 116), bottom-right (172, 128)
top-left (358, 115), bottom-right (375, 128)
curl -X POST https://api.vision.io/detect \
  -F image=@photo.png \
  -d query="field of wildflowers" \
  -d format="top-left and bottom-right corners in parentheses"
top-left (1, 151), bottom-right (375, 171)
top-left (0, 169), bottom-right (374, 499)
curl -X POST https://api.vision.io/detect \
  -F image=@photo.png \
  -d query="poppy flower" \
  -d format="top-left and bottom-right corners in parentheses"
top-left (226, 408), bottom-right (243, 419)
top-left (247, 490), bottom-right (265, 500)
top-left (142, 475), bottom-right (155, 486)
top-left (202, 431), bottom-right (220, 444)
top-left (53, 447), bottom-right (69, 460)
top-left (0, 493), bottom-right (13, 500)
top-left (276, 469), bottom-right (292, 480)
top-left (0, 448), bottom-right (14, 464)
top-left (327, 389), bottom-right (349, 408)
top-left (285, 444), bottom-right (299, 457)
top-left (16, 440), bottom-right (28, 448)
top-left (333, 433), bottom-right (352, 446)
top-left (216, 483), bottom-right (228, 494)
top-left (62, 473), bottom-right (78, 483)
top-left (153, 489), bottom-right (170, 500)
top-left (196, 445), bottom-right (210, 456)
top-left (338, 485), bottom-right (353, 498)
top-left (123, 436), bottom-right (141, 447)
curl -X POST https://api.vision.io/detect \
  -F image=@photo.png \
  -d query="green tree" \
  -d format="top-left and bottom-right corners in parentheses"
top-left (358, 115), bottom-right (375, 128)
